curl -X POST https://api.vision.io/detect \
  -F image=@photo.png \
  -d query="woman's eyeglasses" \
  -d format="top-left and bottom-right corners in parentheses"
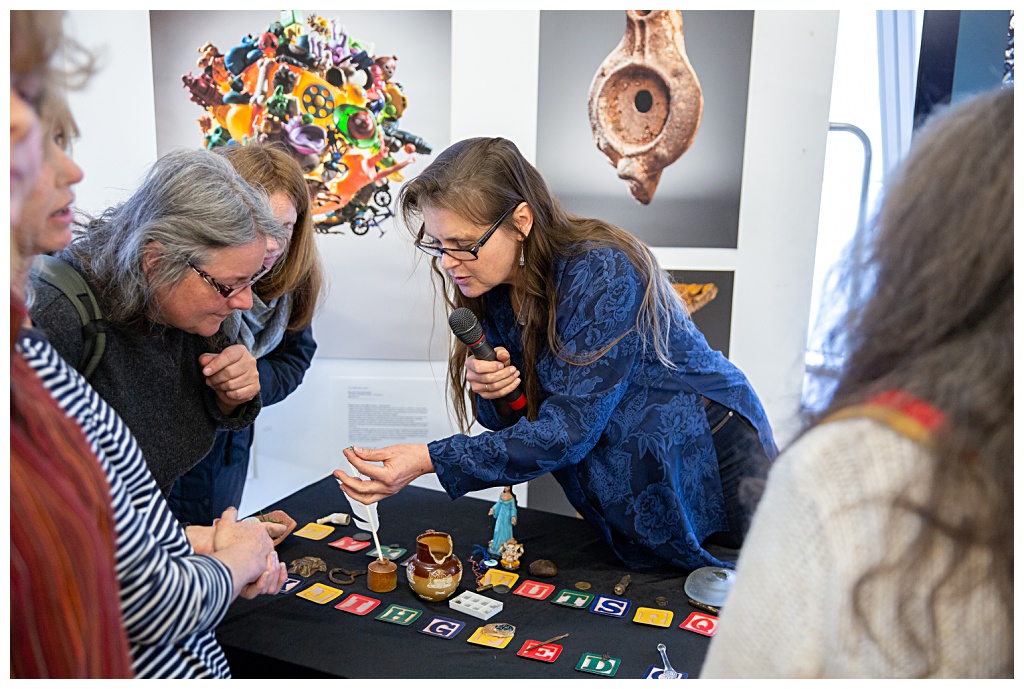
top-left (414, 204), bottom-right (519, 261)
top-left (187, 259), bottom-right (269, 299)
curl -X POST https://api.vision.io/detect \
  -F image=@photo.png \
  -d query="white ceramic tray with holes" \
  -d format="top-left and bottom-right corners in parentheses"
top-left (449, 590), bottom-right (503, 620)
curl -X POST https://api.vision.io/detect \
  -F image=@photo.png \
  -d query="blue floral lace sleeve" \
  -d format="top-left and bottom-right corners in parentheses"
top-left (428, 244), bottom-right (776, 570)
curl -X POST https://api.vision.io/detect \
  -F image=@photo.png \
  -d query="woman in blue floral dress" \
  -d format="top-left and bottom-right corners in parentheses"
top-left (336, 137), bottom-right (777, 570)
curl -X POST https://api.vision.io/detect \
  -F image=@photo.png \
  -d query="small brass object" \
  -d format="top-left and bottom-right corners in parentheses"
top-left (614, 574), bottom-right (632, 595)
top-left (575, 581), bottom-right (591, 591)
top-left (656, 596), bottom-right (669, 607)
top-left (687, 596), bottom-right (721, 615)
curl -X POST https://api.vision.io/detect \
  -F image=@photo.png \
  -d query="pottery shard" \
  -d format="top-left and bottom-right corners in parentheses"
top-left (529, 559), bottom-right (558, 577)
top-left (260, 509), bottom-right (298, 546)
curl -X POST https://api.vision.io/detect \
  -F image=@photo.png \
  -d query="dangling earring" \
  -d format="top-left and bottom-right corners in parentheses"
top-left (519, 246), bottom-right (525, 267)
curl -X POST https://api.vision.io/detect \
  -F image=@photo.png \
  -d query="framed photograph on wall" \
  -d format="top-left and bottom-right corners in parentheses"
top-left (536, 10), bottom-right (753, 249)
top-left (148, 9), bottom-right (454, 361)
top-left (667, 269), bottom-right (734, 357)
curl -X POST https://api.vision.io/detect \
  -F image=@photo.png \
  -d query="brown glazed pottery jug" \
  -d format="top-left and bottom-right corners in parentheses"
top-left (406, 530), bottom-right (462, 601)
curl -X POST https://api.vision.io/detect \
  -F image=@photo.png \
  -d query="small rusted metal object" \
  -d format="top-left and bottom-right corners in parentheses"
top-left (614, 574), bottom-right (632, 595)
top-left (588, 10), bottom-right (703, 204)
top-left (328, 567), bottom-right (366, 586)
top-left (288, 556), bottom-right (327, 578)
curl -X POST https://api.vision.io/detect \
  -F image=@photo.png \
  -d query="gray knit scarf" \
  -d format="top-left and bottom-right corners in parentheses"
top-left (220, 292), bottom-right (291, 359)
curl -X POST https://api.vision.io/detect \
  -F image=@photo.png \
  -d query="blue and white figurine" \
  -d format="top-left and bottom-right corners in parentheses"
top-left (487, 486), bottom-right (518, 557)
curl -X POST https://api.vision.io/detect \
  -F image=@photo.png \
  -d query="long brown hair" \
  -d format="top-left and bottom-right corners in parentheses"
top-left (398, 137), bottom-right (686, 431)
top-left (217, 142), bottom-right (326, 330)
top-left (811, 86), bottom-right (1012, 675)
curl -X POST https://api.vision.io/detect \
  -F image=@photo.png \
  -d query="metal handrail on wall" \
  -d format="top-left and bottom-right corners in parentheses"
top-left (801, 123), bottom-right (873, 413)
top-left (827, 122), bottom-right (873, 250)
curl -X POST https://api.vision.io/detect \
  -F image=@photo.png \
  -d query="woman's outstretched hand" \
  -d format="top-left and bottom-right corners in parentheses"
top-left (334, 444), bottom-right (434, 504)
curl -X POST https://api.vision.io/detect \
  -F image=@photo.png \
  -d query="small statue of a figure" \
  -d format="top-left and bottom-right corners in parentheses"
top-left (488, 485), bottom-right (518, 557)
top-left (499, 538), bottom-right (524, 570)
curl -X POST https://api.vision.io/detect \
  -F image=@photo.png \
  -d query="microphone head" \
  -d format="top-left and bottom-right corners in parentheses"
top-left (449, 307), bottom-right (484, 345)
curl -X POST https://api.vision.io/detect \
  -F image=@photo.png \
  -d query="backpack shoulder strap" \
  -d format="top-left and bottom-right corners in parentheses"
top-left (30, 254), bottom-right (107, 379)
top-left (821, 390), bottom-right (944, 446)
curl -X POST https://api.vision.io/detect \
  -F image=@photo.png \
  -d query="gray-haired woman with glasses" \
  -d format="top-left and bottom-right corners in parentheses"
top-left (337, 137), bottom-right (777, 572)
top-left (29, 148), bottom-right (290, 494)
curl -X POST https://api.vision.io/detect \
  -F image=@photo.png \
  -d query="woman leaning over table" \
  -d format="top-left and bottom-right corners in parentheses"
top-left (336, 136), bottom-right (777, 571)
top-left (29, 147), bottom-right (292, 495)
top-left (169, 142), bottom-right (325, 526)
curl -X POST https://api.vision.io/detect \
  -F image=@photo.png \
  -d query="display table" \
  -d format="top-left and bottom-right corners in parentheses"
top-left (217, 476), bottom-right (722, 679)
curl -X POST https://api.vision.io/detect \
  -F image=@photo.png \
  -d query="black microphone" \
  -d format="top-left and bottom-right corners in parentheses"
top-left (449, 307), bottom-right (527, 412)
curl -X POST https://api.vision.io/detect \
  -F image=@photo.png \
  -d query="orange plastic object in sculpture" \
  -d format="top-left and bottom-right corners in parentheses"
top-left (588, 10), bottom-right (703, 205)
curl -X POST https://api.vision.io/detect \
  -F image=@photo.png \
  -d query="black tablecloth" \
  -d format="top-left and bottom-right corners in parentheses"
top-left (217, 477), bottom-right (717, 679)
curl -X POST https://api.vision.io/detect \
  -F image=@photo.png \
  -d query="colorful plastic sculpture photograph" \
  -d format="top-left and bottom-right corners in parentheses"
top-left (182, 10), bottom-right (432, 235)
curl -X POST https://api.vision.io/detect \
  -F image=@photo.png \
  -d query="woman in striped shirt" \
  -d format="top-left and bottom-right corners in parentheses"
top-left (12, 11), bottom-right (288, 678)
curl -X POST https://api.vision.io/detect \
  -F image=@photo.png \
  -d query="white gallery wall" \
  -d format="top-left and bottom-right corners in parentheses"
top-left (63, 10), bottom-right (838, 516)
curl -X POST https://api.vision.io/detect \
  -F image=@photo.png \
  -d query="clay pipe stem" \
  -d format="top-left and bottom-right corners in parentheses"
top-left (524, 634), bottom-right (569, 652)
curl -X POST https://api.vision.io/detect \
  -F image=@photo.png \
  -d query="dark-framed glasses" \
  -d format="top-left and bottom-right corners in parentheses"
top-left (414, 203), bottom-right (519, 261)
top-left (187, 259), bottom-right (269, 299)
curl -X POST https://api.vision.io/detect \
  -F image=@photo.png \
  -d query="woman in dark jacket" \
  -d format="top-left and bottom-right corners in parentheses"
top-left (169, 142), bottom-right (325, 526)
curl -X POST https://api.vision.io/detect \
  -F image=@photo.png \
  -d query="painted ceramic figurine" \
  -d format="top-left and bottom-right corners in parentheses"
top-left (499, 538), bottom-right (524, 571)
top-left (488, 486), bottom-right (518, 557)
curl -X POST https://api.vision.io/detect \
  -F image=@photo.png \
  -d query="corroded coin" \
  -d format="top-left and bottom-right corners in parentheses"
top-left (656, 596), bottom-right (669, 607)
top-left (575, 581), bottom-right (591, 591)
top-left (353, 532), bottom-right (372, 541)
top-left (492, 584), bottom-right (511, 594)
